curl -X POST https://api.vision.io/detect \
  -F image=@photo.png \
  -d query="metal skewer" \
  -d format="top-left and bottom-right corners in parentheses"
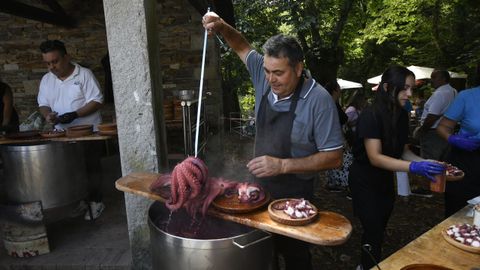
top-left (194, 7), bottom-right (210, 158)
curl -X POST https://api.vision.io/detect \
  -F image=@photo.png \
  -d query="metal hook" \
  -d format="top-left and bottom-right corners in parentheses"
top-left (361, 244), bottom-right (382, 270)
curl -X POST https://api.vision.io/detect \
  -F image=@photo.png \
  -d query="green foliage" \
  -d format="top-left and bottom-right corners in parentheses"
top-left (221, 0), bottom-right (480, 115)
top-left (238, 86), bottom-right (256, 118)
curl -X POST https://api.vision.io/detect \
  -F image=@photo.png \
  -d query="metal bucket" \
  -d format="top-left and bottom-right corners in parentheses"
top-left (148, 201), bottom-right (276, 270)
top-left (1, 141), bottom-right (87, 210)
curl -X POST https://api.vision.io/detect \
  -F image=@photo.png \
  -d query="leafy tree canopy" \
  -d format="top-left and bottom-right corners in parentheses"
top-left (219, 0), bottom-right (480, 115)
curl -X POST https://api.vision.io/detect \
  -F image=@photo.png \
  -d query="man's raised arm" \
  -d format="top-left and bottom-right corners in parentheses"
top-left (202, 12), bottom-right (252, 64)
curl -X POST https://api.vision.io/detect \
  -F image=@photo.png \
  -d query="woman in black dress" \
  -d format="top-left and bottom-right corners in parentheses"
top-left (348, 66), bottom-right (446, 269)
top-left (0, 79), bottom-right (19, 133)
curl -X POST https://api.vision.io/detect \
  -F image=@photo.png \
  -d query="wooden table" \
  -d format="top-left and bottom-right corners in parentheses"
top-left (376, 206), bottom-right (480, 270)
top-left (115, 172), bottom-right (353, 246)
top-left (0, 133), bottom-right (115, 145)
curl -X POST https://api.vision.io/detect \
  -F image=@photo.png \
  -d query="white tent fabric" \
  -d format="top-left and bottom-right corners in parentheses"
top-left (337, 78), bottom-right (363, 89)
top-left (367, 65), bottom-right (467, 84)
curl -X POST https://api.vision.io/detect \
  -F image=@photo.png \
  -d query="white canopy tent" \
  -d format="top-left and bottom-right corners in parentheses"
top-left (367, 65), bottom-right (467, 84)
top-left (337, 78), bottom-right (363, 90)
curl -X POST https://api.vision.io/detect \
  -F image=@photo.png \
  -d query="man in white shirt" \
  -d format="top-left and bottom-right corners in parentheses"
top-left (417, 69), bottom-right (457, 160)
top-left (38, 40), bottom-right (103, 131)
top-left (37, 40), bottom-right (105, 220)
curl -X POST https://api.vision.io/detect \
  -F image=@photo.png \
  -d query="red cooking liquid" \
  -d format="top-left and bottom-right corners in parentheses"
top-left (153, 207), bottom-right (251, 239)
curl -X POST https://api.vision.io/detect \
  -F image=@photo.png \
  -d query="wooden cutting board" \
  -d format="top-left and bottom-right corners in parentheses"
top-left (115, 172), bottom-right (352, 246)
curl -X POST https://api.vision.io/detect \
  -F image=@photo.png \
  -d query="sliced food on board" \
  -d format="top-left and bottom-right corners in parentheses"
top-left (268, 198), bottom-right (318, 226)
top-left (445, 163), bottom-right (464, 181)
top-left (442, 223), bottom-right (480, 254)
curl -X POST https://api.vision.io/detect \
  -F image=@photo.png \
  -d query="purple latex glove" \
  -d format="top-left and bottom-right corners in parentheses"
top-left (409, 161), bottom-right (446, 181)
top-left (447, 133), bottom-right (480, 151)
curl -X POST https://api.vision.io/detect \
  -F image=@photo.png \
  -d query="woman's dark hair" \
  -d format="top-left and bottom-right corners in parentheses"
top-left (262, 34), bottom-right (304, 67)
top-left (347, 93), bottom-right (366, 109)
top-left (39, 40), bottom-right (67, 56)
top-left (370, 65), bottom-right (415, 155)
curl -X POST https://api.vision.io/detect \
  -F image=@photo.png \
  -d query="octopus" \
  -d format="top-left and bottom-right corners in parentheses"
top-left (232, 182), bottom-right (265, 204)
top-left (272, 199), bottom-right (316, 219)
top-left (446, 223), bottom-right (480, 247)
top-left (149, 156), bottom-right (266, 216)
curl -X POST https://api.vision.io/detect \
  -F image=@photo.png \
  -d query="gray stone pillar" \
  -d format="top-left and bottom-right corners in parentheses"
top-left (103, 0), bottom-right (168, 269)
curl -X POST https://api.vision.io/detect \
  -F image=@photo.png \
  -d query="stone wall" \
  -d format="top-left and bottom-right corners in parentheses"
top-left (0, 0), bottom-right (222, 127)
top-left (0, 0), bottom-right (109, 121)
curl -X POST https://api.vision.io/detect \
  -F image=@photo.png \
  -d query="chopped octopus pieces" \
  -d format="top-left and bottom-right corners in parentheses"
top-left (446, 224), bottom-right (480, 247)
top-left (445, 163), bottom-right (463, 176)
top-left (275, 199), bottom-right (316, 219)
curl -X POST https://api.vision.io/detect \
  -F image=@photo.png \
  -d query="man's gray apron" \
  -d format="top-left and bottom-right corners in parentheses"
top-left (254, 78), bottom-right (313, 200)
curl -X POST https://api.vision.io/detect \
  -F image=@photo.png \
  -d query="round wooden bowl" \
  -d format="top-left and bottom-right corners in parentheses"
top-left (400, 264), bottom-right (453, 270)
top-left (66, 125), bottom-right (93, 137)
top-left (97, 123), bottom-right (117, 132)
top-left (446, 171), bottom-right (464, 181)
top-left (212, 192), bottom-right (270, 214)
top-left (98, 130), bottom-right (117, 136)
top-left (268, 198), bottom-right (318, 226)
top-left (441, 227), bottom-right (480, 254)
top-left (68, 124), bottom-right (93, 131)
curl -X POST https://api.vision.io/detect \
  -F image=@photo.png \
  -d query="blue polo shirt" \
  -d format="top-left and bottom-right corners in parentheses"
top-left (245, 50), bottom-right (344, 159)
top-left (444, 86), bottom-right (480, 138)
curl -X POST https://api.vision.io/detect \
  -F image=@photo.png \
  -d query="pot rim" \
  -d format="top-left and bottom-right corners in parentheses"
top-left (148, 202), bottom-right (266, 249)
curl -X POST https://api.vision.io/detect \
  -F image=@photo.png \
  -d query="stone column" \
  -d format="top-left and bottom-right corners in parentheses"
top-left (103, 0), bottom-right (168, 269)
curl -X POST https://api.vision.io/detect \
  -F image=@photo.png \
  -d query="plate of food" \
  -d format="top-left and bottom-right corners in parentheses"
top-left (268, 198), bottom-right (318, 226)
top-left (212, 182), bottom-right (270, 214)
top-left (4, 130), bottom-right (40, 139)
top-left (39, 129), bottom-right (66, 138)
top-left (442, 223), bottom-right (480, 254)
top-left (445, 163), bottom-right (464, 181)
top-left (66, 125), bottom-right (93, 137)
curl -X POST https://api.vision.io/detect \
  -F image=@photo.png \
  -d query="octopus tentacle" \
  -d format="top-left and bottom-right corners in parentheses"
top-left (168, 167), bottom-right (179, 205)
top-left (181, 162), bottom-right (203, 199)
top-left (149, 174), bottom-right (171, 194)
top-left (187, 157), bottom-right (208, 181)
top-left (166, 167), bottom-right (186, 211)
top-left (149, 157), bottom-right (266, 216)
top-left (201, 177), bottom-right (239, 214)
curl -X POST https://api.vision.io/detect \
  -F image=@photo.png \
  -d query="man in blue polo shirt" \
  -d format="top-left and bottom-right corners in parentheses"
top-left (203, 11), bottom-right (343, 270)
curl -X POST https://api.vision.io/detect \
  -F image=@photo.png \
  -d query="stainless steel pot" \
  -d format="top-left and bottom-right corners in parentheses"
top-left (1, 141), bottom-right (87, 210)
top-left (174, 90), bottom-right (198, 101)
top-left (148, 201), bottom-right (276, 270)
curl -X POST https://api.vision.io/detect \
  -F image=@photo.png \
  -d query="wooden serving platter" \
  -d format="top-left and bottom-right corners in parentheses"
top-left (39, 131), bottom-right (66, 138)
top-left (4, 130), bottom-right (40, 140)
top-left (212, 192), bottom-right (270, 214)
top-left (115, 172), bottom-right (352, 246)
top-left (441, 228), bottom-right (480, 254)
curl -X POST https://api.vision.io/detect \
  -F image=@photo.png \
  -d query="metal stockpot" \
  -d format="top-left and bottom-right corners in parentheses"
top-left (1, 141), bottom-right (87, 210)
top-left (148, 201), bottom-right (276, 270)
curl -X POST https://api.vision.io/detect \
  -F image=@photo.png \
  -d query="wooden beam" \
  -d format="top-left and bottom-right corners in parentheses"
top-left (0, 0), bottom-right (75, 28)
top-left (41, 0), bottom-right (69, 18)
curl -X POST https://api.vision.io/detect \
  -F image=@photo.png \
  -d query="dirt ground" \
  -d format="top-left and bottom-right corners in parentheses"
top-left (211, 132), bottom-right (445, 270)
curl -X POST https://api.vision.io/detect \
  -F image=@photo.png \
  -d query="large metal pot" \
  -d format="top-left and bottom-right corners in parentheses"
top-left (173, 90), bottom-right (198, 101)
top-left (148, 201), bottom-right (276, 270)
top-left (1, 141), bottom-right (87, 210)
